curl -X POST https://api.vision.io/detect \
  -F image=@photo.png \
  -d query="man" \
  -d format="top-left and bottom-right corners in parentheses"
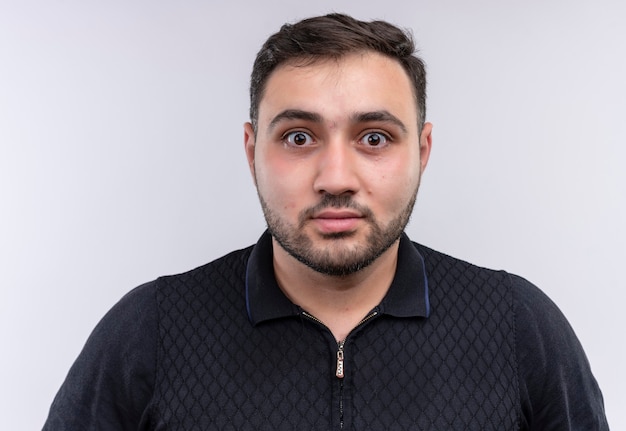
top-left (44, 13), bottom-right (608, 430)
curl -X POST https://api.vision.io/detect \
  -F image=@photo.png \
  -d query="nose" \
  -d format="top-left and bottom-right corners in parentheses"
top-left (312, 140), bottom-right (360, 196)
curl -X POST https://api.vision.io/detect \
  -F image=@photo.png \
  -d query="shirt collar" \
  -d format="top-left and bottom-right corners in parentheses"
top-left (246, 230), bottom-right (430, 326)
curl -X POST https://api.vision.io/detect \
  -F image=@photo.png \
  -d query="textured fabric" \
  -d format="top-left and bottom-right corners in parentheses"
top-left (43, 232), bottom-right (608, 430)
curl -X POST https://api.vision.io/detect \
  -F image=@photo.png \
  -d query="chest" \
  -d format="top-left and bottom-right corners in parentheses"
top-left (150, 306), bottom-right (519, 430)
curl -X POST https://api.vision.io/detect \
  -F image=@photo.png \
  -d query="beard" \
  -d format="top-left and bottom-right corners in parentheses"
top-left (258, 190), bottom-right (418, 277)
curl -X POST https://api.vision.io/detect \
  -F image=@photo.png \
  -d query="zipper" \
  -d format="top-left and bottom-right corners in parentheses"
top-left (339, 374), bottom-right (345, 429)
top-left (336, 341), bottom-right (345, 378)
top-left (301, 310), bottom-right (379, 378)
top-left (301, 309), bottom-right (379, 430)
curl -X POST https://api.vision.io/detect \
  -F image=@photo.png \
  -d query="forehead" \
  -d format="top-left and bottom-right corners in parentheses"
top-left (258, 52), bottom-right (418, 130)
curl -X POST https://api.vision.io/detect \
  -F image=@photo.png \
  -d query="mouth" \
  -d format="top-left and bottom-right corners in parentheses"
top-left (311, 209), bottom-right (364, 234)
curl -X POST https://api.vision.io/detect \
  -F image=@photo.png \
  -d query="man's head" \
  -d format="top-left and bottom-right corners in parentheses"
top-left (249, 13), bottom-right (427, 135)
top-left (245, 14), bottom-right (432, 277)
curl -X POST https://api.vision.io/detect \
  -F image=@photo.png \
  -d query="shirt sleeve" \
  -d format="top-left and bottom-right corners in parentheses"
top-left (42, 281), bottom-right (158, 431)
top-left (512, 274), bottom-right (609, 430)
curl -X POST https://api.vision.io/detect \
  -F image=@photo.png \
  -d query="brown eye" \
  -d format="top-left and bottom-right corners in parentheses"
top-left (360, 132), bottom-right (388, 147)
top-left (285, 131), bottom-right (313, 146)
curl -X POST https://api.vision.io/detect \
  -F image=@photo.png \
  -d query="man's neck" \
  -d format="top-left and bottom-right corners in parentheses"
top-left (271, 239), bottom-right (399, 341)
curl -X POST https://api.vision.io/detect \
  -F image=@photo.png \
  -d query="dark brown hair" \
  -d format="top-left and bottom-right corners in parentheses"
top-left (249, 13), bottom-right (427, 133)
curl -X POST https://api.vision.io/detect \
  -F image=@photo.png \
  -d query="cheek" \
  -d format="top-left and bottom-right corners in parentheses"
top-left (369, 156), bottom-right (420, 195)
top-left (255, 156), bottom-right (310, 211)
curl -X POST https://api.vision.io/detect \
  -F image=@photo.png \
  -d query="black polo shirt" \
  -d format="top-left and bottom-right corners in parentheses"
top-left (43, 231), bottom-right (608, 430)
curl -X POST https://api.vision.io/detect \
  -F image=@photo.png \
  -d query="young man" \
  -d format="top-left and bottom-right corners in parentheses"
top-left (44, 14), bottom-right (608, 430)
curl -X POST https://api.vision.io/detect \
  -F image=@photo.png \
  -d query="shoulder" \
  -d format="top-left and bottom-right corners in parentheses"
top-left (43, 280), bottom-right (159, 429)
top-left (97, 280), bottom-right (159, 336)
top-left (508, 273), bottom-right (590, 372)
top-left (43, 245), bottom-right (256, 429)
top-left (157, 245), bottom-right (254, 288)
top-left (508, 277), bottom-right (608, 429)
top-left (508, 273), bottom-right (577, 345)
top-left (413, 242), bottom-right (504, 279)
top-left (154, 245), bottom-right (254, 310)
top-left (413, 242), bottom-right (512, 302)
top-left (409, 243), bottom-right (608, 428)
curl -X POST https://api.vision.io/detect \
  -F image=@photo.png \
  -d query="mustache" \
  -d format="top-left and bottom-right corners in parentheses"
top-left (298, 194), bottom-right (374, 224)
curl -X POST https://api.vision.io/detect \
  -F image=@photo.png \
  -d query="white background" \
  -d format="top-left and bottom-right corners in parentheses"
top-left (1, 1), bottom-right (624, 429)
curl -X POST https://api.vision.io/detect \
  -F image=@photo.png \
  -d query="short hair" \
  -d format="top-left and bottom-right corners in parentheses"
top-left (249, 13), bottom-right (427, 133)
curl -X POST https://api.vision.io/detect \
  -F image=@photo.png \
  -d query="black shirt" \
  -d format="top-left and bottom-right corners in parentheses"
top-left (43, 232), bottom-right (608, 430)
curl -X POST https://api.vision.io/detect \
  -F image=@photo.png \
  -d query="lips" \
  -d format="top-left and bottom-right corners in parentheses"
top-left (311, 209), bottom-right (363, 234)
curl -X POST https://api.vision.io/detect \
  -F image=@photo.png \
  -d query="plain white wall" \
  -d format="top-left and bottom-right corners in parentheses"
top-left (1, 1), bottom-right (623, 429)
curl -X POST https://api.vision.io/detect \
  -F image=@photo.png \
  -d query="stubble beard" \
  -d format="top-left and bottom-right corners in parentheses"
top-left (258, 189), bottom-right (419, 277)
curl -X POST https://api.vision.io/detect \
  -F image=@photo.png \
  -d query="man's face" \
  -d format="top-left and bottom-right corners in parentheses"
top-left (244, 51), bottom-right (432, 276)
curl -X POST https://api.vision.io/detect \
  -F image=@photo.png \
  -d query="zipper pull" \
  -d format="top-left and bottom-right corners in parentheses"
top-left (336, 341), bottom-right (345, 379)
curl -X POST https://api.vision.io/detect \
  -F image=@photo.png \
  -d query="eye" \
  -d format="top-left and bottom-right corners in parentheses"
top-left (283, 131), bottom-right (314, 146)
top-left (359, 132), bottom-right (389, 147)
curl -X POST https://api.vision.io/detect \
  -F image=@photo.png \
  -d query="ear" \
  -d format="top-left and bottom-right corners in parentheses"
top-left (243, 122), bottom-right (256, 183)
top-left (418, 122), bottom-right (433, 172)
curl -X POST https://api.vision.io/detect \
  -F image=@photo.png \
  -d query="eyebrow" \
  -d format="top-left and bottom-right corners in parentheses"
top-left (351, 110), bottom-right (408, 135)
top-left (266, 108), bottom-right (408, 135)
top-left (267, 109), bottom-right (323, 133)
